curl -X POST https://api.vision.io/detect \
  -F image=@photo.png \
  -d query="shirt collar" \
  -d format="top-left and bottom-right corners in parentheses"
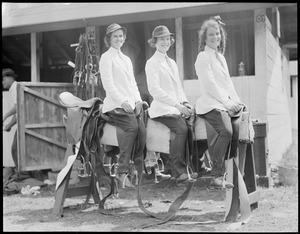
top-left (108, 46), bottom-right (122, 56)
top-left (204, 45), bottom-right (218, 55)
top-left (9, 81), bottom-right (16, 91)
top-left (153, 50), bottom-right (169, 62)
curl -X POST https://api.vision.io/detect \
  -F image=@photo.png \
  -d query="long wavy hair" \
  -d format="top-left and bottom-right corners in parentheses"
top-left (197, 16), bottom-right (227, 55)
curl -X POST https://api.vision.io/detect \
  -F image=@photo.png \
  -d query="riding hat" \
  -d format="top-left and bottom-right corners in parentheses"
top-left (105, 23), bottom-right (127, 36)
top-left (150, 25), bottom-right (174, 39)
top-left (2, 68), bottom-right (17, 79)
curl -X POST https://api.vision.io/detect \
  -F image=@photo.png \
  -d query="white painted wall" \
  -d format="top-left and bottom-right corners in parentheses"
top-left (265, 25), bottom-right (293, 165)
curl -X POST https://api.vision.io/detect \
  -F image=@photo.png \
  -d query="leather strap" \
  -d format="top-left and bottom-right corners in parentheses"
top-left (135, 112), bottom-right (195, 229)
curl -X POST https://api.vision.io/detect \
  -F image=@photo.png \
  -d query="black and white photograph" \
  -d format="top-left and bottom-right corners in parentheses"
top-left (2, 2), bottom-right (298, 232)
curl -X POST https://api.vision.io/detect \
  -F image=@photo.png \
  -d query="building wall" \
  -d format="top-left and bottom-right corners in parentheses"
top-left (265, 20), bottom-right (293, 165)
top-left (289, 60), bottom-right (298, 131)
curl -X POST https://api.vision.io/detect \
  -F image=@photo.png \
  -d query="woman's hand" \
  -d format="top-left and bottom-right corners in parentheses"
top-left (229, 102), bottom-right (243, 113)
top-left (134, 101), bottom-right (143, 117)
top-left (175, 103), bottom-right (192, 117)
top-left (121, 101), bottom-right (134, 113)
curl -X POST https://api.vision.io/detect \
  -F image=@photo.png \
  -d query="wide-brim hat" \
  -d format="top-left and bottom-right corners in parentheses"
top-left (105, 23), bottom-right (127, 36)
top-left (2, 68), bottom-right (17, 79)
top-left (151, 25), bottom-right (174, 39)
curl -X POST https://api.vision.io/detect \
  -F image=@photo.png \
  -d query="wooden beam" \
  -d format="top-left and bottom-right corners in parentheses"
top-left (283, 43), bottom-right (297, 49)
top-left (25, 123), bottom-right (65, 129)
top-left (4, 3), bottom-right (296, 36)
top-left (25, 129), bottom-right (67, 149)
top-left (23, 86), bottom-right (63, 107)
top-left (2, 53), bottom-right (13, 64)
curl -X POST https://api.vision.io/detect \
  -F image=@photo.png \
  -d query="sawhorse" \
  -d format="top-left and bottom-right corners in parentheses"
top-left (52, 164), bottom-right (100, 217)
top-left (204, 117), bottom-right (260, 210)
top-left (52, 124), bottom-right (119, 217)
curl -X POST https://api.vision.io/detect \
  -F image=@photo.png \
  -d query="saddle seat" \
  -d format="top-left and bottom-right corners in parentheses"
top-left (59, 91), bottom-right (101, 108)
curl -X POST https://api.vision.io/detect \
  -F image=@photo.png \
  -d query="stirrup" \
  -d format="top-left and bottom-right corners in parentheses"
top-left (121, 173), bottom-right (130, 188)
top-left (154, 170), bottom-right (171, 183)
top-left (78, 155), bottom-right (92, 178)
top-left (103, 154), bottom-right (118, 177)
top-left (186, 165), bottom-right (197, 182)
top-left (153, 153), bottom-right (171, 183)
top-left (222, 172), bottom-right (228, 189)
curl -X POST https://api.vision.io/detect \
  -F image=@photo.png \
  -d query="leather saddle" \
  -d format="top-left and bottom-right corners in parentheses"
top-left (59, 92), bottom-right (105, 145)
top-left (59, 91), bottom-right (101, 109)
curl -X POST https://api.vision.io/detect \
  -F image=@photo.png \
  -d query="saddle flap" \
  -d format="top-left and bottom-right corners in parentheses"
top-left (64, 107), bottom-right (87, 144)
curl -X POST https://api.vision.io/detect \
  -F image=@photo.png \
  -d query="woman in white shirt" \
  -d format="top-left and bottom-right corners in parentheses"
top-left (99, 23), bottom-right (146, 188)
top-left (145, 25), bottom-right (198, 184)
top-left (194, 16), bottom-right (246, 189)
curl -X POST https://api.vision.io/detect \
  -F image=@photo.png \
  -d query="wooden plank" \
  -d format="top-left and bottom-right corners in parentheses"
top-left (17, 83), bottom-right (26, 171)
top-left (248, 190), bottom-right (260, 205)
top-left (66, 185), bottom-right (90, 198)
top-left (25, 123), bottom-right (65, 128)
top-left (23, 86), bottom-right (62, 107)
top-left (25, 129), bottom-right (67, 149)
top-left (19, 82), bottom-right (74, 87)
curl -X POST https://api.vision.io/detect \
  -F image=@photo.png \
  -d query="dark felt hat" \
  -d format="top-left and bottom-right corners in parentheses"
top-left (2, 68), bottom-right (17, 79)
top-left (151, 25), bottom-right (174, 39)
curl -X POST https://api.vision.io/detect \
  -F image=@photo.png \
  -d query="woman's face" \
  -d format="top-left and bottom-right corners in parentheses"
top-left (110, 29), bottom-right (126, 50)
top-left (205, 26), bottom-right (221, 50)
top-left (155, 36), bottom-right (171, 54)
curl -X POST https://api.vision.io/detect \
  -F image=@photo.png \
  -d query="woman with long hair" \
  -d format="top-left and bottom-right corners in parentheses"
top-left (195, 16), bottom-right (247, 189)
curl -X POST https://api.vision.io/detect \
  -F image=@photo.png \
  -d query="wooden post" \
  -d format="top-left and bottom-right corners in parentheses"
top-left (31, 32), bottom-right (41, 82)
top-left (175, 18), bottom-right (184, 83)
top-left (254, 8), bottom-right (269, 120)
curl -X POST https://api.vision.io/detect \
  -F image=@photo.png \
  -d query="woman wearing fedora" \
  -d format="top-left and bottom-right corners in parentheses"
top-left (99, 23), bottom-right (146, 188)
top-left (145, 25), bottom-right (198, 184)
top-left (194, 16), bottom-right (247, 189)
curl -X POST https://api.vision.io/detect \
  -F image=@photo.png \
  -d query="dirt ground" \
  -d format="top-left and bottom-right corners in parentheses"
top-left (3, 134), bottom-right (298, 232)
top-left (3, 171), bottom-right (298, 232)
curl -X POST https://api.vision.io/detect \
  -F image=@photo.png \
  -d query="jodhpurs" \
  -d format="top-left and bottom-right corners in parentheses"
top-left (152, 114), bottom-right (188, 177)
top-left (107, 108), bottom-right (146, 174)
top-left (198, 109), bottom-right (241, 177)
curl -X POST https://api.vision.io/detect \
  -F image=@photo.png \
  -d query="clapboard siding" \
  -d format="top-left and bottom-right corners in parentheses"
top-left (265, 26), bottom-right (292, 164)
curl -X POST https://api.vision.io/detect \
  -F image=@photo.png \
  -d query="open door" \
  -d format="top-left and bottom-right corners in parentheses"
top-left (16, 82), bottom-right (74, 171)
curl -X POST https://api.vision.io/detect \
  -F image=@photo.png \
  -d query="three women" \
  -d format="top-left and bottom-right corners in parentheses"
top-left (100, 18), bottom-right (244, 189)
